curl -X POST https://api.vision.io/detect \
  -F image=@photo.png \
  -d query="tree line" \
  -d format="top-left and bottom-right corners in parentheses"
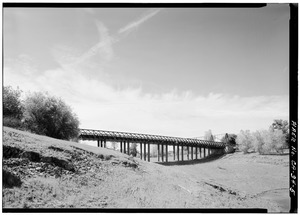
top-left (3, 86), bottom-right (80, 140)
top-left (206, 119), bottom-right (289, 155)
top-left (236, 119), bottom-right (289, 154)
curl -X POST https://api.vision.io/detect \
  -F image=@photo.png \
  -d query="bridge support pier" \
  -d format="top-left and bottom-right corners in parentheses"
top-left (157, 144), bottom-right (160, 162)
top-left (195, 147), bottom-right (198, 159)
top-left (181, 145), bottom-right (184, 161)
top-left (177, 144), bottom-right (179, 161)
top-left (140, 143), bottom-right (142, 160)
top-left (191, 147), bottom-right (193, 160)
top-left (104, 140), bottom-right (106, 148)
top-left (127, 142), bottom-right (130, 155)
top-left (120, 141), bottom-right (123, 152)
top-left (200, 147), bottom-right (202, 158)
top-left (161, 144), bottom-right (164, 162)
top-left (187, 146), bottom-right (189, 160)
top-left (97, 140), bottom-right (100, 147)
top-left (165, 144), bottom-right (168, 162)
top-left (144, 143), bottom-right (146, 161)
top-left (204, 148), bottom-right (206, 157)
top-left (173, 145), bottom-right (175, 160)
top-left (148, 143), bottom-right (150, 162)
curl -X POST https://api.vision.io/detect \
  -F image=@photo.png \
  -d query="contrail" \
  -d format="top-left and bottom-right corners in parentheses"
top-left (66, 9), bottom-right (162, 66)
top-left (75, 21), bottom-right (116, 65)
top-left (118, 9), bottom-right (162, 35)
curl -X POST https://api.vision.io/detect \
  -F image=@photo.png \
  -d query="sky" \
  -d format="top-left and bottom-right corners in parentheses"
top-left (3, 4), bottom-right (290, 138)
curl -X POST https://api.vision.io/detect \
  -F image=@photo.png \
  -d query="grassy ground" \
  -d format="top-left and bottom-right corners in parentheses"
top-left (3, 127), bottom-right (287, 211)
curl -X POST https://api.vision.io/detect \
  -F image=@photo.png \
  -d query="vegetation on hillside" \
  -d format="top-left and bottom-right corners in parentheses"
top-left (3, 86), bottom-right (24, 129)
top-left (23, 92), bottom-right (79, 140)
top-left (3, 85), bottom-right (79, 141)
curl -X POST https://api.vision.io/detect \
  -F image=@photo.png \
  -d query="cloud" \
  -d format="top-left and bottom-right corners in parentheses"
top-left (4, 8), bottom-right (288, 138)
top-left (118, 9), bottom-right (162, 35)
top-left (4, 60), bottom-right (289, 137)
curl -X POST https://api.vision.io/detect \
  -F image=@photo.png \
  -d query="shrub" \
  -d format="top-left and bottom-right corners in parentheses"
top-left (23, 92), bottom-right (79, 140)
top-left (3, 116), bottom-right (24, 130)
top-left (236, 130), bottom-right (254, 154)
top-left (3, 86), bottom-right (23, 119)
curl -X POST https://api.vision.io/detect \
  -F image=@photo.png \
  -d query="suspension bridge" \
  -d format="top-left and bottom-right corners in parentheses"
top-left (79, 129), bottom-right (227, 162)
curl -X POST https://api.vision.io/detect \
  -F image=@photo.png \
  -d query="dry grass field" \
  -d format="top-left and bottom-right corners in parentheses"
top-left (2, 127), bottom-right (289, 212)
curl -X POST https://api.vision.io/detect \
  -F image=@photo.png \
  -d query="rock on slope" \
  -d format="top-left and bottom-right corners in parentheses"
top-left (2, 127), bottom-right (280, 210)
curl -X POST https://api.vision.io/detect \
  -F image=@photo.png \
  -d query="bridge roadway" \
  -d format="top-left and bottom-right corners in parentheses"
top-left (79, 129), bottom-right (226, 162)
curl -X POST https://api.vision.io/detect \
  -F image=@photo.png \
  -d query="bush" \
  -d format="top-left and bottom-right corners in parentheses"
top-left (3, 86), bottom-right (23, 120)
top-left (23, 92), bottom-right (79, 140)
top-left (3, 116), bottom-right (24, 130)
top-left (236, 130), bottom-right (254, 154)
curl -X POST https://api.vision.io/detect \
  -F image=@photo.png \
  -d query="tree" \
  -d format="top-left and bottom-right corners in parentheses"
top-left (204, 130), bottom-right (214, 141)
top-left (221, 133), bottom-right (237, 153)
top-left (236, 130), bottom-right (254, 154)
top-left (270, 119), bottom-right (289, 148)
top-left (252, 130), bottom-right (268, 154)
top-left (23, 92), bottom-right (80, 140)
top-left (130, 143), bottom-right (138, 157)
top-left (221, 133), bottom-right (237, 145)
top-left (3, 86), bottom-right (23, 119)
top-left (3, 86), bottom-right (24, 129)
top-left (251, 129), bottom-right (286, 155)
top-left (270, 129), bottom-right (286, 153)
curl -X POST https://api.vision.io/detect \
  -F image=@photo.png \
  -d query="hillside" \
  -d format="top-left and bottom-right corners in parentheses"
top-left (3, 127), bottom-right (286, 211)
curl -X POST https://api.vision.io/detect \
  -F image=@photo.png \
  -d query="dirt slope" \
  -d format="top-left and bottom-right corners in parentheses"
top-left (165, 152), bottom-right (289, 212)
top-left (2, 127), bottom-right (283, 211)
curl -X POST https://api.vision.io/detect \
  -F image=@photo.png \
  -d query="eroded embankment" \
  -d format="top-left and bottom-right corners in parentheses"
top-left (2, 127), bottom-right (283, 210)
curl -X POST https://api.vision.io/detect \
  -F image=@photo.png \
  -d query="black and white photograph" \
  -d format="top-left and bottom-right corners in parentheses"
top-left (2, 2), bottom-right (296, 212)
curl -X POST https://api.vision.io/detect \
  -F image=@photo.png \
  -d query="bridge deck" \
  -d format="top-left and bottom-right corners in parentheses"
top-left (79, 129), bottom-right (225, 149)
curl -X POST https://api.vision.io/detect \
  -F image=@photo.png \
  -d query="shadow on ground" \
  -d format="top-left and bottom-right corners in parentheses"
top-left (155, 154), bottom-right (226, 166)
